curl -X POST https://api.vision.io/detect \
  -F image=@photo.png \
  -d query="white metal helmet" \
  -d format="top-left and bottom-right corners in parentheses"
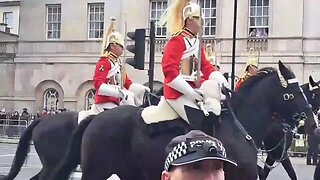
top-left (166, 0), bottom-right (201, 34)
top-left (101, 17), bottom-right (124, 56)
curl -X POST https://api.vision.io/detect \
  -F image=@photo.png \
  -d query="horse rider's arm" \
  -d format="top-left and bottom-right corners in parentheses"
top-left (162, 36), bottom-right (185, 83)
top-left (235, 79), bottom-right (244, 91)
top-left (200, 48), bottom-right (215, 79)
top-left (123, 74), bottom-right (133, 90)
top-left (93, 58), bottom-right (120, 97)
top-left (93, 57), bottom-right (111, 91)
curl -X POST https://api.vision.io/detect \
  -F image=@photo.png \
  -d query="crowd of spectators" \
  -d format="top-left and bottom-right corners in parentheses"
top-left (0, 107), bottom-right (69, 125)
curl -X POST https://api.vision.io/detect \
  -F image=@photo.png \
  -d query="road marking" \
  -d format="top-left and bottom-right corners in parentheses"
top-left (0, 165), bottom-right (42, 169)
top-left (0, 153), bottom-right (37, 157)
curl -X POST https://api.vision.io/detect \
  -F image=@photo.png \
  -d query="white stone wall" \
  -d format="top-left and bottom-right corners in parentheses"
top-left (19, 0), bottom-right (122, 41)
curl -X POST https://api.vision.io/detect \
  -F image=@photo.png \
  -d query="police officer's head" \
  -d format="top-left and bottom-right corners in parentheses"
top-left (162, 130), bottom-right (237, 180)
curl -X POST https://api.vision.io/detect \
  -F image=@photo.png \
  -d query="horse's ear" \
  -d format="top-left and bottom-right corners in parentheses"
top-left (278, 60), bottom-right (286, 71)
top-left (278, 60), bottom-right (288, 79)
top-left (309, 75), bottom-right (317, 87)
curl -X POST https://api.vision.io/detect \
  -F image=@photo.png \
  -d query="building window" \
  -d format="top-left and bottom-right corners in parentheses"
top-left (85, 89), bottom-right (96, 110)
top-left (43, 88), bottom-right (59, 111)
top-left (249, 0), bottom-right (269, 37)
top-left (3, 12), bottom-right (13, 27)
top-left (46, 4), bottom-right (61, 39)
top-left (150, 0), bottom-right (167, 37)
top-left (88, 3), bottom-right (104, 39)
top-left (200, 0), bottom-right (217, 37)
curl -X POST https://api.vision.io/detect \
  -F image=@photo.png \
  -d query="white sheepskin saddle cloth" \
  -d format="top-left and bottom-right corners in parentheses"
top-left (141, 96), bottom-right (180, 124)
top-left (78, 104), bottom-right (101, 124)
top-left (142, 80), bottom-right (221, 124)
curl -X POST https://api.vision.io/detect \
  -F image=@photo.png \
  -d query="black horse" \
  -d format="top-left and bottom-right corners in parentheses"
top-left (308, 119), bottom-right (320, 166)
top-left (313, 131), bottom-right (320, 180)
top-left (259, 76), bottom-right (320, 180)
top-left (49, 61), bottom-right (317, 180)
top-left (0, 88), bottom-right (162, 180)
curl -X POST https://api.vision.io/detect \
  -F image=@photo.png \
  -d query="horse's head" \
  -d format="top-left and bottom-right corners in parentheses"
top-left (268, 61), bottom-right (316, 132)
top-left (301, 76), bottom-right (320, 111)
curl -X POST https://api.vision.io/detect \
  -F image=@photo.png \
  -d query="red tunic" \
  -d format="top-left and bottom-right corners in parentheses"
top-left (235, 72), bottom-right (253, 91)
top-left (235, 79), bottom-right (244, 91)
top-left (162, 30), bottom-right (215, 99)
top-left (93, 56), bottom-right (133, 105)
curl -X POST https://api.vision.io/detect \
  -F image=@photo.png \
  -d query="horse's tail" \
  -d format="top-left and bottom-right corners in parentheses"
top-left (0, 119), bottom-right (41, 180)
top-left (49, 115), bottom-right (96, 180)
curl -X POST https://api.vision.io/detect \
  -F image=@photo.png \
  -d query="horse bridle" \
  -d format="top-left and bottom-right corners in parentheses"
top-left (222, 77), bottom-right (313, 170)
top-left (260, 83), bottom-right (320, 169)
top-left (260, 119), bottom-right (293, 170)
top-left (223, 87), bottom-right (294, 170)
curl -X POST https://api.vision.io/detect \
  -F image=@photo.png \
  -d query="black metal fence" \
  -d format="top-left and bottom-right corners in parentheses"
top-left (0, 119), bottom-right (29, 139)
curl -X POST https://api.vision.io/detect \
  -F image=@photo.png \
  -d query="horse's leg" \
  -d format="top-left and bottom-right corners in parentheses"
top-left (307, 146), bottom-right (312, 165)
top-left (80, 145), bottom-right (113, 180)
top-left (281, 157), bottom-right (297, 180)
top-left (262, 155), bottom-right (275, 179)
top-left (257, 165), bottom-right (264, 180)
top-left (80, 168), bottom-right (111, 180)
top-left (314, 161), bottom-right (320, 180)
top-left (313, 144), bottom-right (319, 165)
top-left (37, 166), bottom-right (56, 180)
top-left (118, 170), bottom-right (145, 180)
top-left (307, 137), bottom-right (313, 165)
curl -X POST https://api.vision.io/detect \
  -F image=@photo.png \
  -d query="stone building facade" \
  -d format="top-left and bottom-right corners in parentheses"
top-left (0, 0), bottom-right (319, 113)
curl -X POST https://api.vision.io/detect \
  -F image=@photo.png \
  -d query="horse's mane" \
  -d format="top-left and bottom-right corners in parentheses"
top-left (239, 67), bottom-right (276, 94)
top-left (238, 66), bottom-right (295, 95)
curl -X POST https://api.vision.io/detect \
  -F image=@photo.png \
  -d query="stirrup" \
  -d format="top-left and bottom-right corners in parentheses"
top-left (197, 101), bottom-right (210, 116)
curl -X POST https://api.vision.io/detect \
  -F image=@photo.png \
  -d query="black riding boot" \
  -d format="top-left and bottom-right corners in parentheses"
top-left (314, 147), bottom-right (319, 165)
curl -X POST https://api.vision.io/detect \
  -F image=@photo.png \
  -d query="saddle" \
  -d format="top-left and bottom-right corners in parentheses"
top-left (141, 97), bottom-right (180, 124)
top-left (142, 80), bottom-right (223, 135)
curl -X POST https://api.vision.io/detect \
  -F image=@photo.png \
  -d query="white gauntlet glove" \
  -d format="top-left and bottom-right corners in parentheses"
top-left (144, 86), bottom-right (151, 93)
top-left (118, 89), bottom-right (129, 100)
top-left (167, 75), bottom-right (203, 102)
top-left (98, 84), bottom-right (123, 98)
top-left (191, 89), bottom-right (204, 102)
top-left (209, 71), bottom-right (229, 88)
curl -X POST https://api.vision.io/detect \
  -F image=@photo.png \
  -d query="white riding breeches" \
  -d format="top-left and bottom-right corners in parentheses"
top-left (166, 95), bottom-right (199, 123)
top-left (120, 89), bottom-right (142, 106)
top-left (166, 79), bottom-right (222, 122)
top-left (95, 90), bottom-right (140, 112)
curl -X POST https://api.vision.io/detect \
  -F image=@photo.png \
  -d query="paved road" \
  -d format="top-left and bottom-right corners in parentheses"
top-left (0, 143), bottom-right (315, 180)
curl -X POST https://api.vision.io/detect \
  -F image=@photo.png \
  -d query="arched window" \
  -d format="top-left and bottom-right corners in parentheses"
top-left (43, 88), bottom-right (59, 111)
top-left (85, 89), bottom-right (96, 110)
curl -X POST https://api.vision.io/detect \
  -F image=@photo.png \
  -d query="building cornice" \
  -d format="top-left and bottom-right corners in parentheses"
top-left (0, 0), bottom-right (20, 6)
